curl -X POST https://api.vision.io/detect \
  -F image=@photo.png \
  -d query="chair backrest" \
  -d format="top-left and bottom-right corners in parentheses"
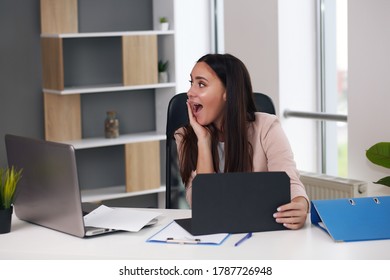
top-left (165, 92), bottom-right (275, 208)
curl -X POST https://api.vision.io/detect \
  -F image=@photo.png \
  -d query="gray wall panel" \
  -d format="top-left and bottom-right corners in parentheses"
top-left (0, 0), bottom-right (160, 207)
top-left (0, 0), bottom-right (43, 167)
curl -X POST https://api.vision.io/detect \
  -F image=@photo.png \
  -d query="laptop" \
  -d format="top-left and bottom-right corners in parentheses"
top-left (176, 172), bottom-right (291, 235)
top-left (5, 134), bottom-right (155, 238)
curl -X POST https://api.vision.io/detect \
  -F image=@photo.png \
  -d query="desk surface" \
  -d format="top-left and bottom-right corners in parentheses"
top-left (1, 208), bottom-right (390, 260)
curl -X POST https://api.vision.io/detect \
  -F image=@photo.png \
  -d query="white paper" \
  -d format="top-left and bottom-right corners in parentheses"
top-left (147, 221), bottom-right (229, 245)
top-left (84, 205), bottom-right (161, 232)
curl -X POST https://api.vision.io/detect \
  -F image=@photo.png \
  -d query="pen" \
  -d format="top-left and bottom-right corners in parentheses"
top-left (234, 232), bottom-right (252, 247)
top-left (166, 237), bottom-right (201, 244)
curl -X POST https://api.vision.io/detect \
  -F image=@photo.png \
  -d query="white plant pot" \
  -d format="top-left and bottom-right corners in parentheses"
top-left (160, 22), bottom-right (169, 31)
top-left (159, 72), bottom-right (168, 83)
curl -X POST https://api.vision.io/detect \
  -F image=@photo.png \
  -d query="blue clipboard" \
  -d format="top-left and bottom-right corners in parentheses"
top-left (311, 196), bottom-right (390, 242)
top-left (146, 221), bottom-right (230, 245)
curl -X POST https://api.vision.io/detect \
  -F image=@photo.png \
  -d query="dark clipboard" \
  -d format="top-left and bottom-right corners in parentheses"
top-left (179, 172), bottom-right (291, 235)
top-left (311, 196), bottom-right (390, 242)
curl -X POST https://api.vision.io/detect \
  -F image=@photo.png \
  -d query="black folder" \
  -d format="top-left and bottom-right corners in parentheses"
top-left (176, 172), bottom-right (291, 235)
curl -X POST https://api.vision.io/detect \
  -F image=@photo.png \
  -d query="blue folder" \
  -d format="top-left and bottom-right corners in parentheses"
top-left (311, 196), bottom-right (390, 242)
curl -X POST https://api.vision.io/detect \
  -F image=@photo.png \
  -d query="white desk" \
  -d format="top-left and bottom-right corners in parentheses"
top-left (1, 208), bottom-right (390, 260)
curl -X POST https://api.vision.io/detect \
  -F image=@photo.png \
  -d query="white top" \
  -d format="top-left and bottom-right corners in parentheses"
top-left (217, 142), bottom-right (225, 172)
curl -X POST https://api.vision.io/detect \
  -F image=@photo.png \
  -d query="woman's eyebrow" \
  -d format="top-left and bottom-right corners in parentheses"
top-left (194, 75), bottom-right (209, 82)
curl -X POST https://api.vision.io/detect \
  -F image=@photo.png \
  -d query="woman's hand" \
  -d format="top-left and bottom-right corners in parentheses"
top-left (273, 196), bottom-right (309, 230)
top-left (186, 100), bottom-right (214, 174)
top-left (186, 100), bottom-right (211, 142)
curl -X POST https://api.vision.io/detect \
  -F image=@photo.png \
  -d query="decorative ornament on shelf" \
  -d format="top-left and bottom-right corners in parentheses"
top-left (104, 111), bottom-right (120, 138)
top-left (366, 142), bottom-right (390, 187)
top-left (158, 60), bottom-right (169, 83)
top-left (0, 166), bottom-right (22, 234)
top-left (159, 17), bottom-right (169, 31)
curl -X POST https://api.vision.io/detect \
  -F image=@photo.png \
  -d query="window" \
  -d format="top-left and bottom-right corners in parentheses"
top-left (319, 0), bottom-right (348, 176)
top-left (282, 0), bottom-right (348, 177)
top-left (213, 0), bottom-right (348, 177)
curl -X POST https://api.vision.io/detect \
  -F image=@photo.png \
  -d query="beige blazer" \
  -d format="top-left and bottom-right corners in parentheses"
top-left (175, 112), bottom-right (309, 207)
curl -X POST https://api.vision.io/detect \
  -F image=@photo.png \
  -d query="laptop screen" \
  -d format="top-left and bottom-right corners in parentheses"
top-left (5, 134), bottom-right (86, 237)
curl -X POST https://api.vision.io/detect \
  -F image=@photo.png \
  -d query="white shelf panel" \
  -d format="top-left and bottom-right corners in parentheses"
top-left (81, 185), bottom-right (166, 203)
top-left (43, 82), bottom-right (176, 95)
top-left (60, 131), bottom-right (166, 150)
top-left (41, 30), bottom-right (175, 38)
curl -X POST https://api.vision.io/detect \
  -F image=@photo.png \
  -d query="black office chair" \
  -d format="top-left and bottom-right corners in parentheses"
top-left (165, 92), bottom-right (275, 209)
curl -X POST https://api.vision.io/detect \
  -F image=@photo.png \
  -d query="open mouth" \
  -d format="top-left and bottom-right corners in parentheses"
top-left (192, 103), bottom-right (203, 114)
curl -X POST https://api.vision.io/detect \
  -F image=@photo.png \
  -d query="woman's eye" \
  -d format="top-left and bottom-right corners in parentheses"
top-left (189, 79), bottom-right (205, 88)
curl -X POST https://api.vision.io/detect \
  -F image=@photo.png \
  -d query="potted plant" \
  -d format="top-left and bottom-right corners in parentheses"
top-left (158, 59), bottom-right (169, 83)
top-left (159, 17), bottom-right (169, 31)
top-left (0, 166), bottom-right (22, 234)
top-left (366, 142), bottom-right (390, 187)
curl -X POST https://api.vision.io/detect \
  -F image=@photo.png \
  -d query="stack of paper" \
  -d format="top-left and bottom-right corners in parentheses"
top-left (84, 205), bottom-right (161, 232)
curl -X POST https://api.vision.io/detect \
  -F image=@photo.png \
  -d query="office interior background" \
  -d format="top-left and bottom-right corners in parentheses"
top-left (1, 0), bottom-right (389, 208)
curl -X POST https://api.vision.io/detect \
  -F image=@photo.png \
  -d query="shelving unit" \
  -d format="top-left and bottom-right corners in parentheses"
top-left (43, 82), bottom-right (176, 95)
top-left (40, 0), bottom-right (176, 207)
top-left (60, 131), bottom-right (165, 150)
top-left (81, 186), bottom-right (166, 204)
top-left (41, 30), bottom-right (175, 38)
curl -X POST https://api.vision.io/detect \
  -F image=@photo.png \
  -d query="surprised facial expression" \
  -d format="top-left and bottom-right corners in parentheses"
top-left (187, 62), bottom-right (226, 128)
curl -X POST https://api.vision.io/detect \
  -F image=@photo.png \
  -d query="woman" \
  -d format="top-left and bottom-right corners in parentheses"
top-left (175, 53), bottom-right (309, 229)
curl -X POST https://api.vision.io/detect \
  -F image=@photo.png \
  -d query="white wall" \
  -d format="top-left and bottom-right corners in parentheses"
top-left (278, 0), bottom-right (318, 172)
top-left (223, 0), bottom-right (280, 113)
top-left (223, 0), bottom-right (318, 173)
top-left (174, 0), bottom-right (212, 93)
top-left (348, 0), bottom-right (390, 196)
top-left (221, 1), bottom-right (390, 196)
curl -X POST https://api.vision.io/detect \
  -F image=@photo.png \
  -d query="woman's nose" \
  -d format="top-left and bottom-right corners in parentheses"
top-left (187, 89), bottom-right (194, 99)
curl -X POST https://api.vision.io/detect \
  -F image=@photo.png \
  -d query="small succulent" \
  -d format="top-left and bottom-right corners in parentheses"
top-left (158, 60), bottom-right (169, 72)
top-left (159, 17), bottom-right (168, 23)
top-left (0, 166), bottom-right (23, 209)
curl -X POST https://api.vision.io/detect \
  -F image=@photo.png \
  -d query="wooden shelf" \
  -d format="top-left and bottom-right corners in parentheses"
top-left (41, 30), bottom-right (175, 38)
top-left (40, 0), bottom-right (176, 206)
top-left (81, 185), bottom-right (165, 203)
top-left (122, 35), bottom-right (158, 86)
top-left (43, 82), bottom-right (176, 95)
top-left (59, 131), bottom-right (166, 150)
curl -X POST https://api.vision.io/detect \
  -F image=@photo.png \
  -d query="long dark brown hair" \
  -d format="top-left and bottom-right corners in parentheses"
top-left (178, 53), bottom-right (257, 185)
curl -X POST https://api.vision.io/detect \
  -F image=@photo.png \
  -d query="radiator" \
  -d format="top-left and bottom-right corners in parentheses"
top-left (299, 171), bottom-right (368, 200)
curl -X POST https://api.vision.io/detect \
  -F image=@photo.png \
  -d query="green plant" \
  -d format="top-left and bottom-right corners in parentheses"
top-left (159, 17), bottom-right (168, 23)
top-left (0, 166), bottom-right (22, 209)
top-left (366, 142), bottom-right (390, 187)
top-left (158, 60), bottom-right (169, 72)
